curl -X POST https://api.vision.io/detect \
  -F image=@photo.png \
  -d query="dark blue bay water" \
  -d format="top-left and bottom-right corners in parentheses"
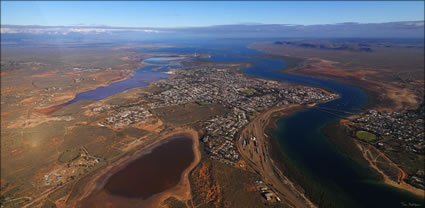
top-left (218, 46), bottom-right (423, 208)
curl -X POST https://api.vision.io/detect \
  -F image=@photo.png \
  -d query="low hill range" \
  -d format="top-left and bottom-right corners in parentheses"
top-left (273, 40), bottom-right (374, 52)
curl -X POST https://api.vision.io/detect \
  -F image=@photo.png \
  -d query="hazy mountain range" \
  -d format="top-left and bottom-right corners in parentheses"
top-left (1, 21), bottom-right (424, 40)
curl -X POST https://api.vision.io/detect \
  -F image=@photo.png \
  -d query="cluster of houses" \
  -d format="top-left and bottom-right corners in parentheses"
top-left (351, 108), bottom-right (425, 189)
top-left (352, 109), bottom-right (424, 154)
top-left (145, 65), bottom-right (336, 164)
top-left (97, 105), bottom-right (152, 128)
top-left (202, 108), bottom-right (249, 164)
top-left (148, 66), bottom-right (336, 110)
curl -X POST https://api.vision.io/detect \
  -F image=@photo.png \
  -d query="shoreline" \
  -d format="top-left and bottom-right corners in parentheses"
top-left (337, 118), bottom-right (424, 197)
top-left (37, 65), bottom-right (140, 114)
top-left (248, 45), bottom-right (424, 199)
top-left (38, 55), bottom-right (181, 114)
top-left (66, 128), bottom-right (200, 208)
top-left (59, 60), bottom-right (185, 107)
top-left (286, 76), bottom-right (425, 196)
top-left (249, 42), bottom-right (421, 111)
top-left (354, 141), bottom-right (425, 197)
top-left (237, 104), bottom-right (317, 208)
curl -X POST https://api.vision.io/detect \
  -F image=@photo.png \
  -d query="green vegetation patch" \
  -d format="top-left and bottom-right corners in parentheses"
top-left (356, 131), bottom-right (377, 142)
top-left (198, 101), bottom-right (210, 105)
top-left (242, 88), bottom-right (256, 95)
top-left (58, 149), bottom-right (80, 163)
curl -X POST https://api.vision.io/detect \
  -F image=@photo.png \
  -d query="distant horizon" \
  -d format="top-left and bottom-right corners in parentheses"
top-left (1, 1), bottom-right (424, 27)
top-left (2, 20), bottom-right (424, 39)
top-left (2, 19), bottom-right (425, 29)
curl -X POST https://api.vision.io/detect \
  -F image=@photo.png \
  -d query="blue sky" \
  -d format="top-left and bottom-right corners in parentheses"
top-left (1, 1), bottom-right (424, 27)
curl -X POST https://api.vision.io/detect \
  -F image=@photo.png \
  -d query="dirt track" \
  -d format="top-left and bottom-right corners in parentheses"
top-left (355, 141), bottom-right (425, 197)
top-left (340, 119), bottom-right (425, 197)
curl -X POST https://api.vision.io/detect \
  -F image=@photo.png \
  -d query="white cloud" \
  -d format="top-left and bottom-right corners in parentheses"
top-left (403, 21), bottom-right (424, 27)
top-left (0, 26), bottom-right (163, 34)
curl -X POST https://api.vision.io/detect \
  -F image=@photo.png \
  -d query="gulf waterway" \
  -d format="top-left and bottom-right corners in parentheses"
top-left (72, 39), bottom-right (423, 207)
top-left (151, 40), bottom-right (423, 207)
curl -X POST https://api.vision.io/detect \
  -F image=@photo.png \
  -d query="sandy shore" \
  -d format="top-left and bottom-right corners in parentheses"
top-left (237, 104), bottom-right (317, 208)
top-left (65, 128), bottom-right (200, 208)
top-left (354, 140), bottom-right (425, 197)
top-left (339, 119), bottom-right (425, 197)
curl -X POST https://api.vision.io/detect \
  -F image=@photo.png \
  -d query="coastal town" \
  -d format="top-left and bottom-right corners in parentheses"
top-left (2, 55), bottom-right (423, 208)
top-left (78, 63), bottom-right (338, 206)
top-left (31, 58), bottom-right (422, 207)
top-left (351, 108), bottom-right (424, 155)
top-left (349, 107), bottom-right (425, 190)
top-left (93, 63), bottom-right (337, 165)
top-left (2, 3), bottom-right (424, 207)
